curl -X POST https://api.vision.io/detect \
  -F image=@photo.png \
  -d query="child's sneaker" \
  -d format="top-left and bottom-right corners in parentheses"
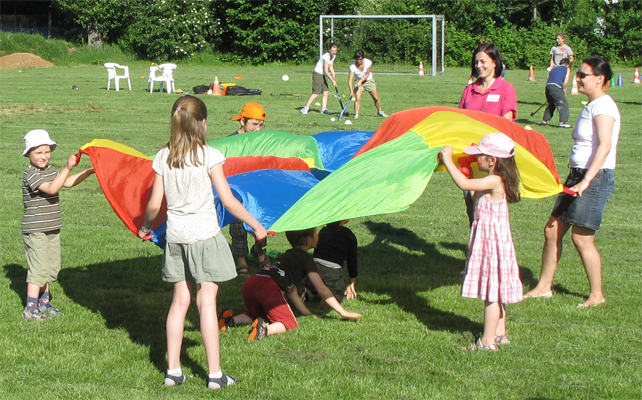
top-left (558, 123), bottom-right (572, 128)
top-left (378, 110), bottom-right (389, 118)
top-left (354, 114), bottom-right (359, 119)
top-left (218, 309), bottom-right (234, 332)
top-left (207, 373), bottom-right (239, 390)
top-left (22, 307), bottom-right (48, 321)
top-left (320, 109), bottom-right (331, 115)
top-left (38, 302), bottom-right (63, 317)
top-left (247, 318), bottom-right (267, 341)
top-left (164, 373), bottom-right (187, 387)
top-left (300, 106), bottom-right (309, 115)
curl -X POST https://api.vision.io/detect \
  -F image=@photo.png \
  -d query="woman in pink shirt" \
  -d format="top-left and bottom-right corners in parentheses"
top-left (459, 43), bottom-right (517, 225)
top-left (459, 43), bottom-right (517, 121)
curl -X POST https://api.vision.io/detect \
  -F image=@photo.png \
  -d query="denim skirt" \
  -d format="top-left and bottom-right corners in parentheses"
top-left (551, 168), bottom-right (614, 231)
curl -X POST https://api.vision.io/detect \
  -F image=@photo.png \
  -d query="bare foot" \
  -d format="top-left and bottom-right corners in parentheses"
top-left (523, 288), bottom-right (553, 298)
top-left (578, 295), bottom-right (605, 308)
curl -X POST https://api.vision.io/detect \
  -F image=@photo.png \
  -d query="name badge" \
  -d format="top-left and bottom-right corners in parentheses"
top-left (486, 94), bottom-right (500, 102)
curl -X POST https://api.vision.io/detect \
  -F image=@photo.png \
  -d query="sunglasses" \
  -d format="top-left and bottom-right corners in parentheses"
top-left (576, 71), bottom-right (596, 79)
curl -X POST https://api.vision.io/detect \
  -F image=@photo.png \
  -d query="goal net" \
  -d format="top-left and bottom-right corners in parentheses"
top-left (319, 15), bottom-right (445, 76)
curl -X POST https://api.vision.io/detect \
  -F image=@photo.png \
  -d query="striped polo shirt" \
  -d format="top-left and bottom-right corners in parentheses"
top-left (22, 164), bottom-right (62, 233)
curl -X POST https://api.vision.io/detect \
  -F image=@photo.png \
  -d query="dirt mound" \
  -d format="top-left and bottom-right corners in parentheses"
top-left (0, 52), bottom-right (54, 69)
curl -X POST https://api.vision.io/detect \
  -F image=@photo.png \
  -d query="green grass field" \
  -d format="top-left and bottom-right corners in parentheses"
top-left (1, 63), bottom-right (641, 400)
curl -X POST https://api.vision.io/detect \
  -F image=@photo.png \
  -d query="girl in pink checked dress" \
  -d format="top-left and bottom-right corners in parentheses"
top-left (441, 132), bottom-right (523, 351)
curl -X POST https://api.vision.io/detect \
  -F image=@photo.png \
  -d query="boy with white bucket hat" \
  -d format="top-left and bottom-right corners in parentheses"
top-left (21, 129), bottom-right (94, 321)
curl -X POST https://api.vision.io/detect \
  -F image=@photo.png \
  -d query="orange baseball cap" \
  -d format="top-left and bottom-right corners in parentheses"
top-left (231, 103), bottom-right (266, 121)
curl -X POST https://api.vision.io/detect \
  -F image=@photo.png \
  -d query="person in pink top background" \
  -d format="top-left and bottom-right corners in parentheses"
top-left (459, 43), bottom-right (517, 225)
top-left (459, 43), bottom-right (517, 121)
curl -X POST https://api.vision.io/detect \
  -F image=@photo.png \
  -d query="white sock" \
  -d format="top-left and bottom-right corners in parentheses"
top-left (209, 370), bottom-right (223, 379)
top-left (167, 367), bottom-right (182, 377)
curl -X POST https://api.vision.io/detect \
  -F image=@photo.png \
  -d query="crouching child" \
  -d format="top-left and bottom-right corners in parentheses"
top-left (219, 228), bottom-right (362, 340)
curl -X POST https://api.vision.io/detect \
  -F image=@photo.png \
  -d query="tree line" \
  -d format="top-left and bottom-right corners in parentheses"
top-left (52, 0), bottom-right (640, 66)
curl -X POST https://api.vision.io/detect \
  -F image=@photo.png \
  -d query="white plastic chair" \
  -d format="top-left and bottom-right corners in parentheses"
top-left (148, 63), bottom-right (177, 94)
top-left (104, 63), bottom-right (131, 91)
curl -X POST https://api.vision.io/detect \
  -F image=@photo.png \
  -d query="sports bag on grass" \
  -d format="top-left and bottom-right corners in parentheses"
top-left (226, 86), bottom-right (262, 96)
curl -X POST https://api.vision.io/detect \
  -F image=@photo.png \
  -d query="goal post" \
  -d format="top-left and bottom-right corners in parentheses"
top-left (319, 15), bottom-right (445, 76)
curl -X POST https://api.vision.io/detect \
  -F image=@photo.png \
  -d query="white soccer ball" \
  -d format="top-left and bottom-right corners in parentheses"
top-left (281, 74), bottom-right (290, 82)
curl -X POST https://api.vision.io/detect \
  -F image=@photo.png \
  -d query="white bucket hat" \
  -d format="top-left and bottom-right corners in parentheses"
top-left (23, 129), bottom-right (57, 156)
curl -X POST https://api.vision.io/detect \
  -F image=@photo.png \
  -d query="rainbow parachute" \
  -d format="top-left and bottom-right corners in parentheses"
top-left (79, 107), bottom-right (562, 247)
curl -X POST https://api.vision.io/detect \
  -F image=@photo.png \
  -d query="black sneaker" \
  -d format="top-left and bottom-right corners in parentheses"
top-left (164, 373), bottom-right (187, 387)
top-left (247, 318), bottom-right (267, 341)
top-left (207, 373), bottom-right (239, 390)
top-left (539, 121), bottom-right (549, 126)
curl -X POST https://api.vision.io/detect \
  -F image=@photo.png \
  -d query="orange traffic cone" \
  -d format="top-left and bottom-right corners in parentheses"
top-left (570, 77), bottom-right (579, 95)
top-left (528, 66), bottom-right (536, 81)
top-left (211, 76), bottom-right (222, 95)
top-left (634, 67), bottom-right (641, 84)
top-left (467, 76), bottom-right (473, 85)
top-left (418, 62), bottom-right (425, 76)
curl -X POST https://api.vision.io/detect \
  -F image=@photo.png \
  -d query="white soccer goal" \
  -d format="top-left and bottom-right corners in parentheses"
top-left (319, 14), bottom-right (445, 76)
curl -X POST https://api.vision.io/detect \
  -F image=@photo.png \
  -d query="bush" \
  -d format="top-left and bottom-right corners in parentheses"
top-left (0, 32), bottom-right (71, 63)
top-left (0, 32), bottom-right (133, 66)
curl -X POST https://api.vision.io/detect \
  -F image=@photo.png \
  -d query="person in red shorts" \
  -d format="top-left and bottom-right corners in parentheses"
top-left (218, 228), bottom-right (362, 341)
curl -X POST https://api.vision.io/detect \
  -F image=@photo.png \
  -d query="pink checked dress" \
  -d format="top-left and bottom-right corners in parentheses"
top-left (461, 194), bottom-right (523, 304)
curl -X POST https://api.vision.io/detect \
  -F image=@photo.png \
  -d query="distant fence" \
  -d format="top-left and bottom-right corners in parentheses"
top-left (0, 14), bottom-right (83, 41)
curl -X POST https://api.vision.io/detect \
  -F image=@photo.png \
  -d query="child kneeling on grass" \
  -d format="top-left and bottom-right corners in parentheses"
top-left (219, 228), bottom-right (362, 341)
top-left (21, 129), bottom-right (94, 321)
top-left (301, 219), bottom-right (359, 305)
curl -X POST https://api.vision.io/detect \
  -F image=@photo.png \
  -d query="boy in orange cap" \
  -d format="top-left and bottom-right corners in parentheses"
top-left (230, 102), bottom-right (265, 136)
top-left (229, 103), bottom-right (269, 274)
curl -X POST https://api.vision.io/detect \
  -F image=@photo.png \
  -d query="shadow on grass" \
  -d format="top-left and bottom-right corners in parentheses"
top-left (2, 257), bottom-right (210, 377)
top-left (358, 221), bottom-right (483, 334)
top-left (56, 256), bottom-right (179, 373)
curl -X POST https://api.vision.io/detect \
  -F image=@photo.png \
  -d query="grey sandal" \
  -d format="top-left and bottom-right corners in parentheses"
top-left (463, 338), bottom-right (498, 351)
top-left (207, 373), bottom-right (239, 390)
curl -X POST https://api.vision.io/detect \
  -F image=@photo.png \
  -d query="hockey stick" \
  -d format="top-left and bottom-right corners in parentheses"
top-left (530, 103), bottom-right (546, 116)
top-left (338, 98), bottom-right (352, 121)
top-left (334, 85), bottom-right (345, 110)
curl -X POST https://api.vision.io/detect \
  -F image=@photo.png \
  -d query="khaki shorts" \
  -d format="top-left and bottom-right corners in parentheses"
top-left (312, 72), bottom-right (329, 94)
top-left (356, 79), bottom-right (377, 93)
top-left (163, 234), bottom-right (237, 284)
top-left (24, 230), bottom-right (61, 287)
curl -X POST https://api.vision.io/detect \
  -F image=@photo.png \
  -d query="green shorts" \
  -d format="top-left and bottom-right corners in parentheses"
top-left (163, 233), bottom-right (237, 284)
top-left (356, 79), bottom-right (376, 93)
top-left (24, 230), bottom-right (61, 287)
top-left (312, 72), bottom-right (329, 94)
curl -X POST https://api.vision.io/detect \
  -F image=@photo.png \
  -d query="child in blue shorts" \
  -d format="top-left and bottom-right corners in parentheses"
top-left (21, 129), bottom-right (94, 321)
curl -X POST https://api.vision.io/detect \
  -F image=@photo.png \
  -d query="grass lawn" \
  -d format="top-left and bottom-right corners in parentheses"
top-left (1, 63), bottom-right (640, 400)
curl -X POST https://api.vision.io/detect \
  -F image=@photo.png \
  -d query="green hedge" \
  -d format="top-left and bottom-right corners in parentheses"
top-left (15, 0), bottom-right (642, 66)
